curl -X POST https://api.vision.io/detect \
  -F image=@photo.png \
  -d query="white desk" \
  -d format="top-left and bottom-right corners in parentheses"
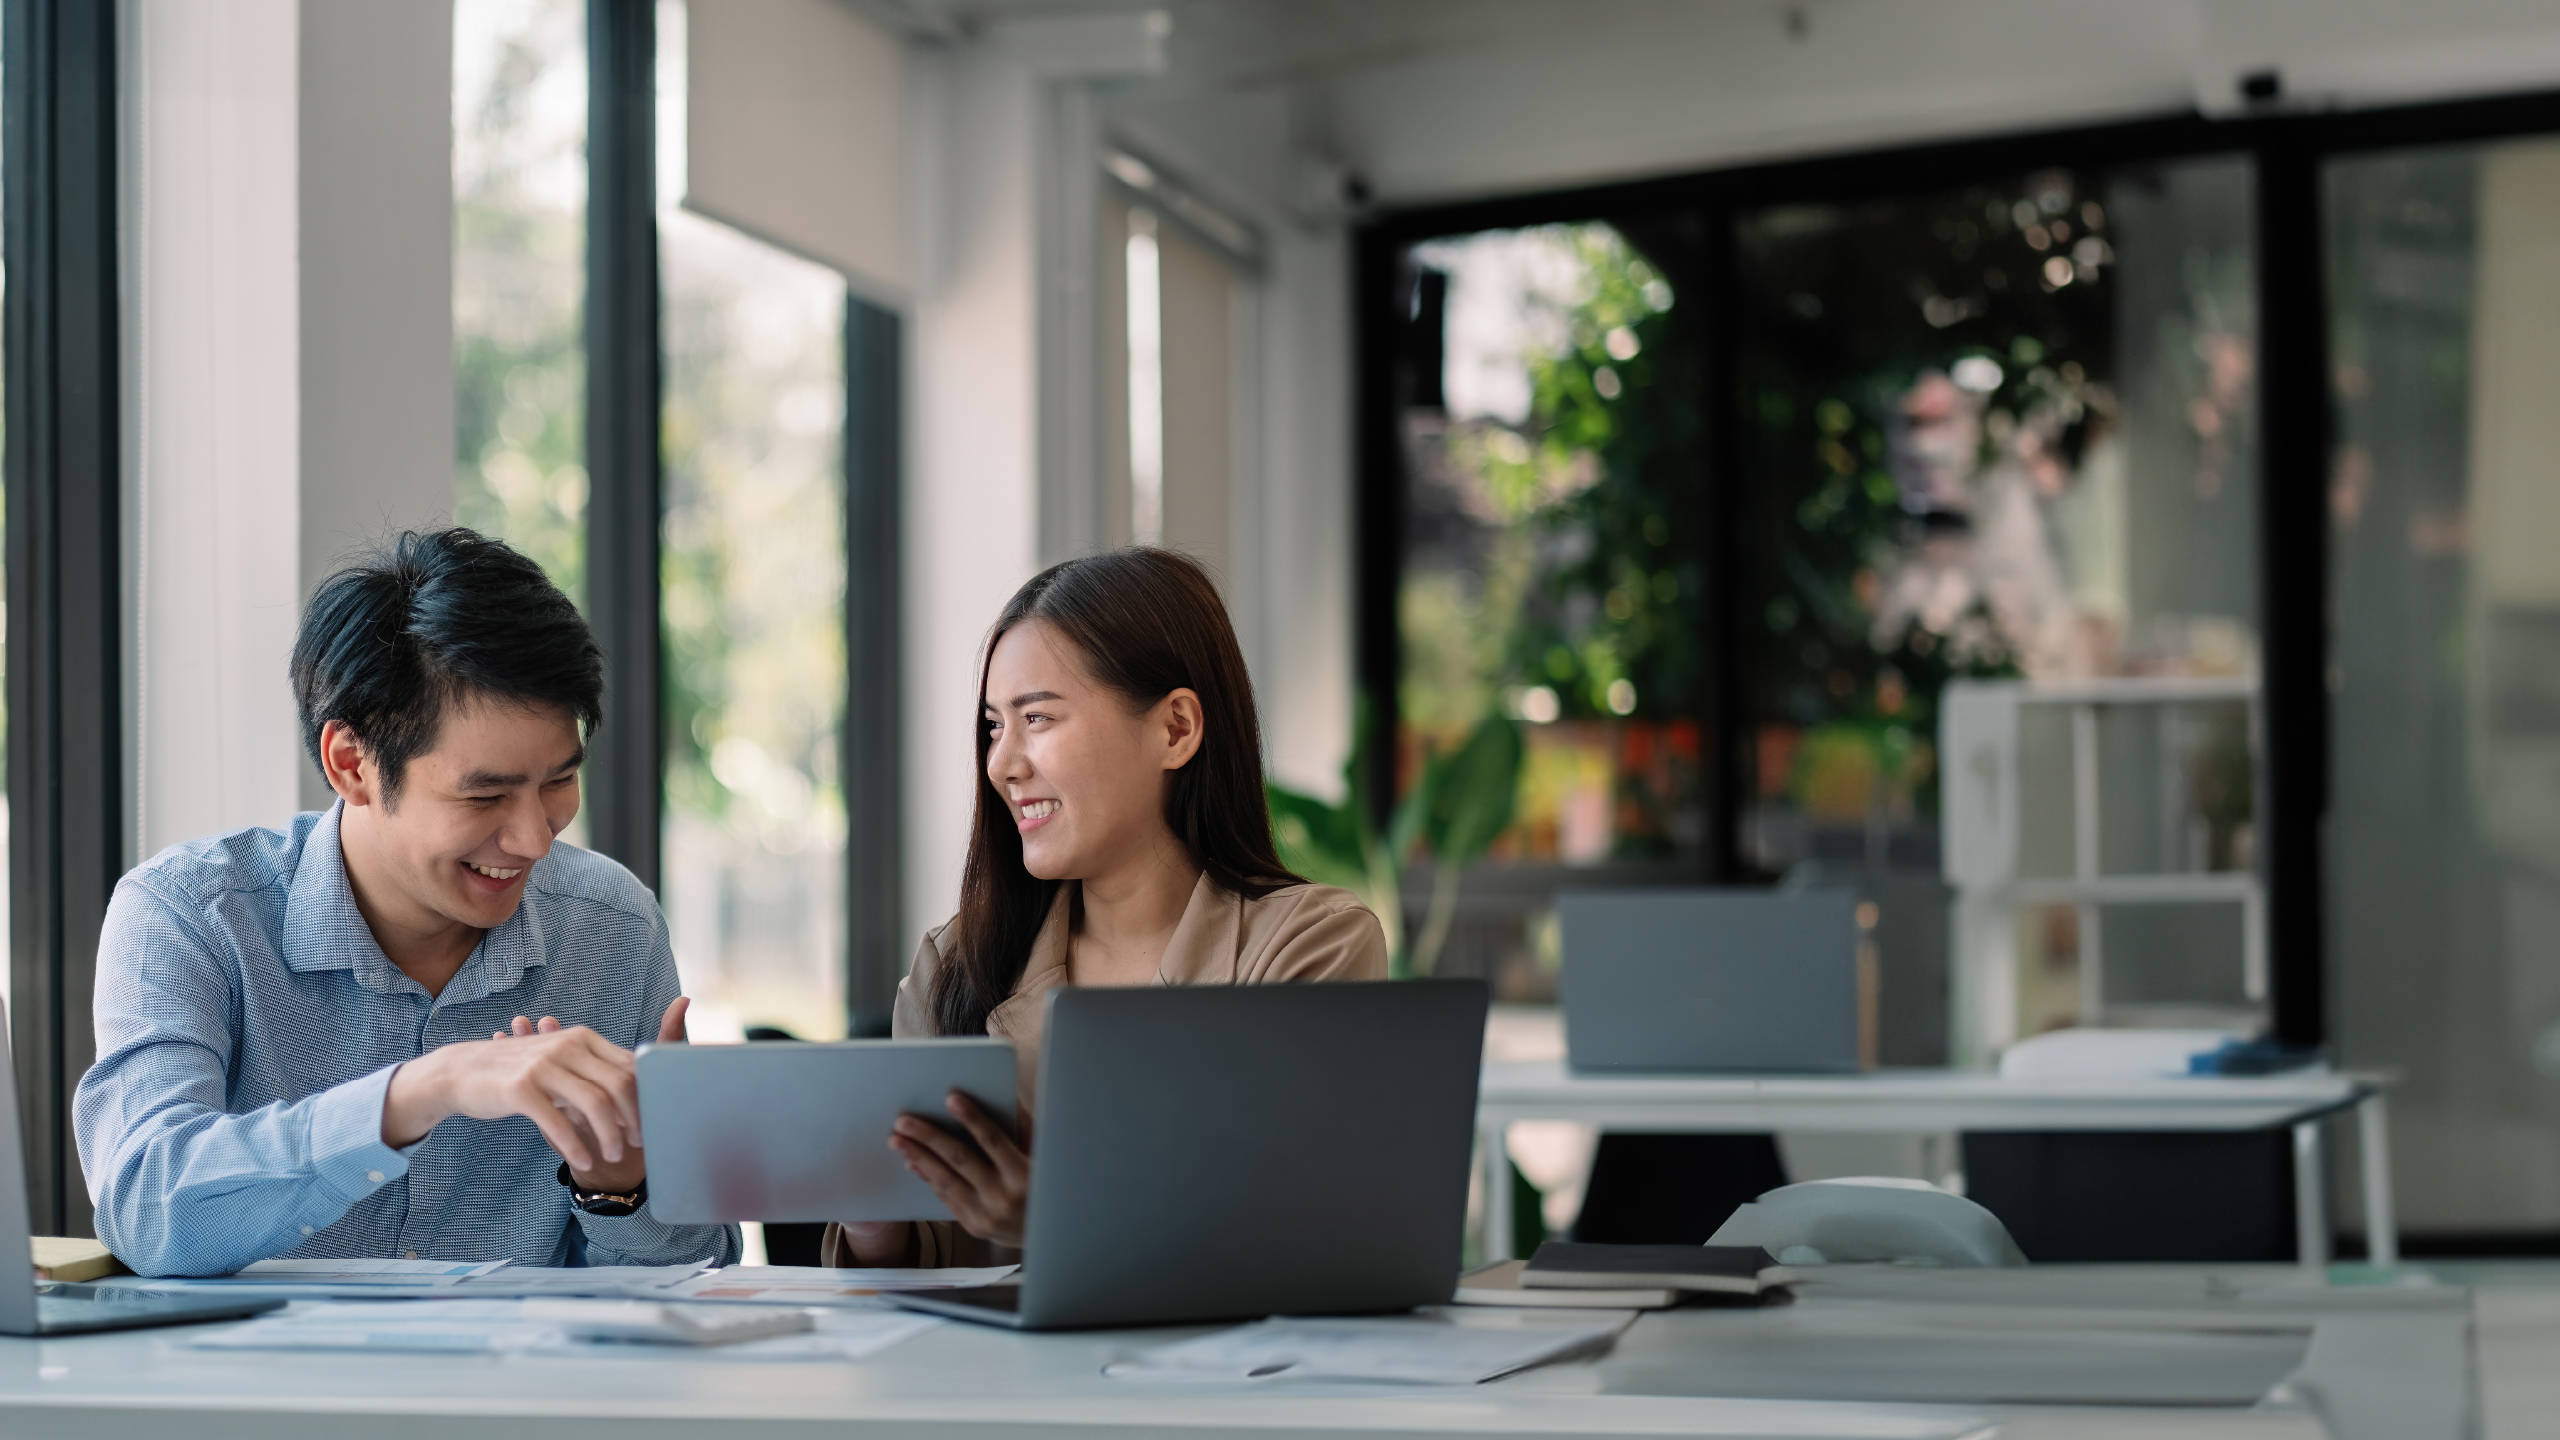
top-left (0, 1263), bottom-right (2487, 1440)
top-left (1477, 1062), bottom-right (2397, 1268)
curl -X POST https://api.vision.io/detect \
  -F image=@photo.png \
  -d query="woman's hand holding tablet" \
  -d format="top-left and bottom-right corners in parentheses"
top-left (891, 1092), bottom-right (1032, 1248)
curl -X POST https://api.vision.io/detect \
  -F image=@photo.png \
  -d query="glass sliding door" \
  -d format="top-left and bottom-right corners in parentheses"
top-left (2327, 136), bottom-right (2560, 1238)
top-left (1735, 157), bottom-right (2263, 1043)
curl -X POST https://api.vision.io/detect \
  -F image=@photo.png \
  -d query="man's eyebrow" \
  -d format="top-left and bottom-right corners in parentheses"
top-left (457, 749), bottom-right (584, 791)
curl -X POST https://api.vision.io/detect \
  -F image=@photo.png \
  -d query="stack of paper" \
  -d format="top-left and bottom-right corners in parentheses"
top-left (1104, 1311), bottom-right (1631, 1386)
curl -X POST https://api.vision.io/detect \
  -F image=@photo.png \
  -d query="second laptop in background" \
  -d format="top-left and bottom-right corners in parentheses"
top-left (1558, 888), bottom-right (1858, 1072)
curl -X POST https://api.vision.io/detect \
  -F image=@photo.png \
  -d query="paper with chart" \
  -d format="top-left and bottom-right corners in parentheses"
top-left (661, 1264), bottom-right (1019, 1307)
top-left (225, 1258), bottom-right (506, 1287)
top-left (447, 1261), bottom-right (713, 1297)
top-left (1104, 1310), bottom-right (1633, 1386)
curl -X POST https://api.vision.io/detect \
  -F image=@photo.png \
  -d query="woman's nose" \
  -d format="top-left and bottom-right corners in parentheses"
top-left (988, 725), bottom-right (1028, 783)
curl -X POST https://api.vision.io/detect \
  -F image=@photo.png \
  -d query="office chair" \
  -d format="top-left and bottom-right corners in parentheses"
top-left (1571, 1133), bottom-right (1789, 1243)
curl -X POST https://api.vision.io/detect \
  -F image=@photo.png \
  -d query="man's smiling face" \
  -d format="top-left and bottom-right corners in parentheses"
top-left (361, 695), bottom-right (585, 934)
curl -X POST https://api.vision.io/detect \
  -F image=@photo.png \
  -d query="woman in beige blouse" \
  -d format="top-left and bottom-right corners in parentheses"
top-left (823, 548), bottom-right (1388, 1268)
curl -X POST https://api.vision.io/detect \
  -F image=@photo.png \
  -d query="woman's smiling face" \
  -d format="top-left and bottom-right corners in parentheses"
top-left (982, 619), bottom-right (1201, 881)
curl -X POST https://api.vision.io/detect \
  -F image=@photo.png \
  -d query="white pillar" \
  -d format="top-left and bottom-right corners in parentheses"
top-left (122, 0), bottom-right (458, 856)
top-left (122, 0), bottom-right (305, 862)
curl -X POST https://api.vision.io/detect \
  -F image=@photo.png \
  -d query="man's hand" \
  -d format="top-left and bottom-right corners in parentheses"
top-left (380, 997), bottom-right (691, 1187)
top-left (891, 1092), bottom-right (1031, 1249)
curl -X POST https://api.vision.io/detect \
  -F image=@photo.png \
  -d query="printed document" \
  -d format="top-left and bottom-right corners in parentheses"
top-left (1105, 1310), bottom-right (1632, 1386)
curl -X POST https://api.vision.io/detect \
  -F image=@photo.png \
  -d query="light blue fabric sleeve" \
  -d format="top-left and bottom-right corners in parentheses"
top-left (568, 902), bottom-right (741, 1268)
top-left (75, 880), bottom-right (408, 1278)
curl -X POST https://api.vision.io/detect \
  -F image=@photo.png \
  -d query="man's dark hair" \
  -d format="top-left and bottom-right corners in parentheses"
top-left (291, 528), bottom-right (603, 800)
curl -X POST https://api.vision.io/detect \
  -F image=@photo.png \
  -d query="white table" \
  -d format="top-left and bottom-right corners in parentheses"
top-left (0, 1263), bottom-right (2487, 1439)
top-left (1477, 1061), bottom-right (2397, 1269)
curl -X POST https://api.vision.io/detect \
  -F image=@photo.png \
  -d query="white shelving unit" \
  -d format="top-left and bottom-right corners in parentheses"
top-left (1940, 674), bottom-right (2263, 1066)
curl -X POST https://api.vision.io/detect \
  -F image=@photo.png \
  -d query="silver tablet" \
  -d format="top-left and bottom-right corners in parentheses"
top-left (635, 1039), bottom-right (1018, 1224)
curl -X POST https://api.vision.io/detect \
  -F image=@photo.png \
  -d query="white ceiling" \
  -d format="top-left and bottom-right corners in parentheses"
top-left (850, 0), bottom-right (2560, 225)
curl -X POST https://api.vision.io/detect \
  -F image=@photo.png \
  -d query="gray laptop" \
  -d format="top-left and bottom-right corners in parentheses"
top-left (0, 1002), bottom-right (286, 1335)
top-left (1559, 888), bottom-right (1858, 1072)
top-left (891, 979), bottom-right (1488, 1330)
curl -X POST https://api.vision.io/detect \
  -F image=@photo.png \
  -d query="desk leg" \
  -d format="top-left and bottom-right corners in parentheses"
top-left (1481, 1124), bottom-right (1514, 1264)
top-left (2359, 1095), bottom-right (2400, 1268)
top-left (2293, 1119), bottom-right (2329, 1272)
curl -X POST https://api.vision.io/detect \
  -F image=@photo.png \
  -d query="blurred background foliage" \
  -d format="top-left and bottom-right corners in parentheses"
top-left (453, 0), bottom-right (588, 607)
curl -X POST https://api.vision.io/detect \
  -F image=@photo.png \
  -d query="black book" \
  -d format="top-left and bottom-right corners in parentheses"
top-left (1519, 1243), bottom-right (1786, 1296)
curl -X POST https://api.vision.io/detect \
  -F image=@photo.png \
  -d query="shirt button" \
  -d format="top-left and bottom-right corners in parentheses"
top-left (366, 1170), bottom-right (385, 1185)
top-left (404, 1251), bottom-right (418, 1260)
top-left (300, 1225), bottom-right (314, 1236)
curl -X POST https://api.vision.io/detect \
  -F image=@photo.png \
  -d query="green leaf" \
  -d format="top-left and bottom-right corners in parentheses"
top-left (1425, 716), bottom-right (1524, 868)
top-left (1266, 782), bottom-right (1367, 893)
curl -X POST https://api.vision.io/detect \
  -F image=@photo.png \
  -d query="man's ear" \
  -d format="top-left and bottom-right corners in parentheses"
top-left (1159, 689), bottom-right (1204, 771)
top-left (319, 720), bottom-right (379, 808)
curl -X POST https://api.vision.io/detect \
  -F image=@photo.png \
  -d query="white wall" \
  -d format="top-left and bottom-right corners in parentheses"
top-left (122, 0), bottom-right (456, 859)
top-left (687, 0), bottom-right (907, 298)
top-left (298, 0), bottom-right (458, 811)
top-left (898, 14), bottom-right (1166, 934)
top-left (900, 43), bottom-right (1043, 936)
top-left (1247, 224), bottom-right (1354, 799)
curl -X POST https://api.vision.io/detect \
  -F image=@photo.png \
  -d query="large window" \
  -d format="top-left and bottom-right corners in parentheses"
top-left (2327, 136), bottom-right (2560, 1238)
top-left (453, 2), bottom-right (854, 1042)
top-left (453, 0), bottom-right (589, 604)
top-left (1390, 223), bottom-right (1707, 999)
top-left (1385, 158), bottom-right (2264, 1030)
top-left (1734, 158), bottom-right (2262, 1041)
top-left (654, 5), bottom-right (851, 1043)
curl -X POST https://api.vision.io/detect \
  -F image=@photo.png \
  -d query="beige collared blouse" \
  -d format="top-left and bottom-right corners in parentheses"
top-left (819, 873), bottom-right (1388, 1268)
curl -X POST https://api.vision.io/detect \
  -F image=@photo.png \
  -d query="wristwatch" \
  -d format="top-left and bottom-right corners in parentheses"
top-left (557, 1160), bottom-right (647, 1217)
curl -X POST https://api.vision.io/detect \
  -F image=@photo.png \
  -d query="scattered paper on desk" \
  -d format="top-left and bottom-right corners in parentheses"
top-left (663, 1265), bottom-right (1018, 1307)
top-left (533, 1309), bottom-right (949, 1362)
top-left (227, 1258), bottom-right (505, 1287)
top-left (187, 1297), bottom-right (947, 1363)
top-left (186, 1300), bottom-right (560, 1353)
top-left (450, 1261), bottom-right (713, 1297)
top-left (1104, 1310), bottom-right (1631, 1386)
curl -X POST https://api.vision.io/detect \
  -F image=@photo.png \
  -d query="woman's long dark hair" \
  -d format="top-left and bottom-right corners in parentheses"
top-left (931, 548), bottom-right (1303, 1035)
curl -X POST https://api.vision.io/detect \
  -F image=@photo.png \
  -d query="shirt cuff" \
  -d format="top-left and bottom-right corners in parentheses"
top-left (306, 1061), bottom-right (415, 1203)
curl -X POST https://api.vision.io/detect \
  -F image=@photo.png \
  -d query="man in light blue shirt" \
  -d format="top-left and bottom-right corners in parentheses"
top-left (75, 529), bottom-right (739, 1277)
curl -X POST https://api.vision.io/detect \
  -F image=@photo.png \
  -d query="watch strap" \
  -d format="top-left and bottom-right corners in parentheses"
top-left (555, 1160), bottom-right (647, 1217)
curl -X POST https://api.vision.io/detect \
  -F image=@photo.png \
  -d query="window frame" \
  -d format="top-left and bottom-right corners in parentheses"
top-left (1353, 89), bottom-right (2560, 1051)
top-left (4, 0), bottom-right (123, 1238)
